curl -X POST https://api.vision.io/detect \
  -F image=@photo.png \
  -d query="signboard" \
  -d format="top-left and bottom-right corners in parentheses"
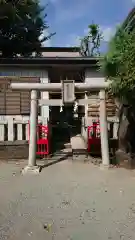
top-left (62, 80), bottom-right (75, 104)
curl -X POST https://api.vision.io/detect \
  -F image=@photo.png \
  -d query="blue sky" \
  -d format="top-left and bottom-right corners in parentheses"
top-left (40, 0), bottom-right (135, 51)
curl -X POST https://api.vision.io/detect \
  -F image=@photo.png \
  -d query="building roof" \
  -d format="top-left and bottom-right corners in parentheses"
top-left (0, 56), bottom-right (102, 67)
top-left (37, 47), bottom-right (80, 52)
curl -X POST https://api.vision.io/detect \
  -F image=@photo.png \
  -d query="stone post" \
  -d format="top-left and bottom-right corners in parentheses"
top-left (22, 90), bottom-right (40, 174)
top-left (99, 90), bottom-right (110, 168)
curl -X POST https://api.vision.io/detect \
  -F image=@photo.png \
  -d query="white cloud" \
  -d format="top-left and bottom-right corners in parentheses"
top-left (62, 25), bottom-right (116, 48)
top-left (101, 26), bottom-right (116, 42)
top-left (84, 25), bottom-right (116, 42)
top-left (83, 25), bottom-right (116, 43)
top-left (65, 34), bottom-right (80, 47)
top-left (39, 29), bottom-right (51, 47)
top-left (42, 39), bottom-right (51, 47)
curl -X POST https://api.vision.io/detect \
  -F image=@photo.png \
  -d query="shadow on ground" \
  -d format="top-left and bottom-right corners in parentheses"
top-left (39, 152), bottom-right (72, 170)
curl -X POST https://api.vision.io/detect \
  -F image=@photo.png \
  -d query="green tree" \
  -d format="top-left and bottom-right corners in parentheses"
top-left (102, 27), bottom-right (135, 164)
top-left (80, 23), bottom-right (102, 57)
top-left (0, 0), bottom-right (55, 57)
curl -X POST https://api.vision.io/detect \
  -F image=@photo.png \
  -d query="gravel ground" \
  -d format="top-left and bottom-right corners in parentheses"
top-left (1, 159), bottom-right (135, 240)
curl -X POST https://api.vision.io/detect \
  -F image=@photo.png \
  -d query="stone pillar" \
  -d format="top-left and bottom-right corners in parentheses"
top-left (85, 93), bottom-right (88, 124)
top-left (99, 90), bottom-right (110, 167)
top-left (40, 72), bottom-right (49, 124)
top-left (85, 69), bottom-right (90, 125)
top-left (22, 90), bottom-right (40, 174)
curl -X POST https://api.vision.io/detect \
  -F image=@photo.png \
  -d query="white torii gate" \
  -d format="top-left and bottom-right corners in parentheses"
top-left (10, 80), bottom-right (110, 174)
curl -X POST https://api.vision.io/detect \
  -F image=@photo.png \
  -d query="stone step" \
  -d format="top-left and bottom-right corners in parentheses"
top-left (70, 135), bottom-right (86, 151)
top-left (64, 143), bottom-right (71, 149)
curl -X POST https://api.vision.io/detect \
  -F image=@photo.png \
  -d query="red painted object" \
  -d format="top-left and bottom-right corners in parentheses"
top-left (28, 122), bottom-right (49, 157)
top-left (87, 122), bottom-right (101, 153)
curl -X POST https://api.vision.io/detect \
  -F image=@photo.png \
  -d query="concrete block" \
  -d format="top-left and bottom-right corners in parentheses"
top-left (22, 165), bottom-right (41, 175)
top-left (100, 163), bottom-right (110, 170)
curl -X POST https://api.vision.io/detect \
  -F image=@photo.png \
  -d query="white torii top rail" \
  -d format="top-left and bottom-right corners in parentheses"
top-left (10, 81), bottom-right (109, 91)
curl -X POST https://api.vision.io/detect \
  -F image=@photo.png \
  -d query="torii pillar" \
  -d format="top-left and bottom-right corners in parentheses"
top-left (22, 90), bottom-right (40, 174)
top-left (99, 90), bottom-right (109, 168)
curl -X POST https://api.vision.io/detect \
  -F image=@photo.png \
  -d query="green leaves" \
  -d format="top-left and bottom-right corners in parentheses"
top-left (102, 27), bottom-right (135, 104)
top-left (80, 23), bottom-right (102, 57)
top-left (0, 0), bottom-right (55, 57)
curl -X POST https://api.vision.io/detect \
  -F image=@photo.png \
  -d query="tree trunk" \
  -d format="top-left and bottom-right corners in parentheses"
top-left (116, 103), bottom-right (135, 168)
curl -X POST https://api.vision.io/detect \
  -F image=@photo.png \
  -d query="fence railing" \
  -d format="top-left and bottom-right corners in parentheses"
top-left (0, 116), bottom-right (44, 142)
top-left (0, 116), bottom-right (119, 143)
top-left (81, 117), bottom-right (119, 140)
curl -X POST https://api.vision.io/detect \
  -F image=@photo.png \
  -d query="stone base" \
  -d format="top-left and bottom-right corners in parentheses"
top-left (100, 164), bottom-right (110, 170)
top-left (22, 165), bottom-right (41, 175)
top-left (115, 149), bottom-right (131, 163)
top-left (0, 141), bottom-right (29, 160)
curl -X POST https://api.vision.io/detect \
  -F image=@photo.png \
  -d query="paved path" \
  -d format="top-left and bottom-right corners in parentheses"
top-left (0, 159), bottom-right (135, 239)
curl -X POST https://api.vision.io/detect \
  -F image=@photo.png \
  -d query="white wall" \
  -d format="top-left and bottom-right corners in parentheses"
top-left (85, 68), bottom-right (104, 84)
